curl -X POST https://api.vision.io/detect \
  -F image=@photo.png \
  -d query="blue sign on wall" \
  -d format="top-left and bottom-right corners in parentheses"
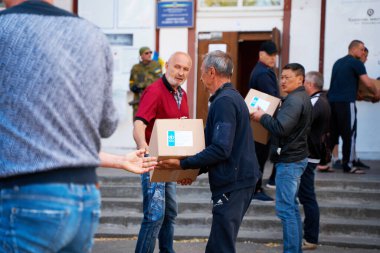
top-left (157, 1), bottom-right (194, 28)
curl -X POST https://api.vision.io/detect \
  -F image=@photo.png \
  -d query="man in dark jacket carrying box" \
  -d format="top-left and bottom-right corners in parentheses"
top-left (159, 50), bottom-right (261, 253)
top-left (251, 63), bottom-right (312, 253)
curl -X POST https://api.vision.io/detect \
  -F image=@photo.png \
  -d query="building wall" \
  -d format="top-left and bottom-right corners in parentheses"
top-left (75, 0), bottom-right (380, 158)
top-left (78, 0), bottom-right (156, 152)
top-left (288, 0), bottom-right (321, 71)
top-left (323, 0), bottom-right (380, 159)
top-left (54, 0), bottom-right (73, 11)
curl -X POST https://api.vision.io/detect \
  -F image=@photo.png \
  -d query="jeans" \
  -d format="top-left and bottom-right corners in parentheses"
top-left (298, 162), bottom-right (319, 244)
top-left (135, 172), bottom-right (177, 253)
top-left (0, 183), bottom-right (100, 253)
top-left (275, 158), bottom-right (307, 253)
top-left (206, 186), bottom-right (255, 253)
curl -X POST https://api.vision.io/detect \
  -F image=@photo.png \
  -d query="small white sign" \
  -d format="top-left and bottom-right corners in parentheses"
top-left (250, 96), bottom-right (270, 111)
top-left (208, 44), bottom-right (227, 53)
top-left (167, 131), bottom-right (193, 147)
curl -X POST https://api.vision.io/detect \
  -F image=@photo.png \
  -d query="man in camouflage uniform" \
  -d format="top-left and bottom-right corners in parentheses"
top-left (129, 46), bottom-right (162, 117)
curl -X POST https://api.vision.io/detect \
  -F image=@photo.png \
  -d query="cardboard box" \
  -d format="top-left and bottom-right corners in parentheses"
top-left (148, 119), bottom-right (205, 182)
top-left (245, 89), bottom-right (281, 145)
top-left (357, 79), bottom-right (380, 102)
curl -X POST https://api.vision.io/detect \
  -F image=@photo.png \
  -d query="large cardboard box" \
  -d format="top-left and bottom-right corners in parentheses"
top-left (148, 119), bottom-right (205, 182)
top-left (245, 89), bottom-right (281, 145)
top-left (357, 79), bottom-right (380, 102)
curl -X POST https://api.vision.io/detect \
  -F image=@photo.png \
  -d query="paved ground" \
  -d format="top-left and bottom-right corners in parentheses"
top-left (94, 160), bottom-right (380, 252)
top-left (93, 238), bottom-right (380, 253)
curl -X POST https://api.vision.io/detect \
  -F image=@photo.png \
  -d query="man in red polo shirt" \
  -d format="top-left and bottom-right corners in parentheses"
top-left (133, 51), bottom-right (192, 253)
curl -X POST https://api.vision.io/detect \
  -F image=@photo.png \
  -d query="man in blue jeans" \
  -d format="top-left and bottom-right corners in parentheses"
top-left (299, 71), bottom-right (331, 250)
top-left (0, 1), bottom-right (156, 253)
top-left (133, 52), bottom-right (193, 253)
top-left (252, 63), bottom-right (312, 253)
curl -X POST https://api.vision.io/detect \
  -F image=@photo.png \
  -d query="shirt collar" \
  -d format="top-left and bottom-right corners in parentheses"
top-left (163, 75), bottom-right (183, 94)
top-left (209, 83), bottom-right (232, 102)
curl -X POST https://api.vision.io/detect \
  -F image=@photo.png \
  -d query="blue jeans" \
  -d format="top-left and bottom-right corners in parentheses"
top-left (0, 183), bottom-right (100, 253)
top-left (298, 162), bottom-right (319, 244)
top-left (135, 172), bottom-right (177, 253)
top-left (275, 158), bottom-right (307, 253)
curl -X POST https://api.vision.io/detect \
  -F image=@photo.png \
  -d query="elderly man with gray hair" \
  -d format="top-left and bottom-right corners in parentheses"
top-left (299, 71), bottom-right (331, 250)
top-left (159, 50), bottom-right (261, 253)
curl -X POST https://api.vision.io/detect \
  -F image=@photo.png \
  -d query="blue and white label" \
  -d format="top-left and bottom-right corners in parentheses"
top-left (167, 131), bottom-right (193, 147)
top-left (168, 131), bottom-right (176, 147)
top-left (250, 96), bottom-right (270, 111)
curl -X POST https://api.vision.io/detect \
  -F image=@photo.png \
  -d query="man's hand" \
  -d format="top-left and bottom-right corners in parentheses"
top-left (157, 159), bottom-right (194, 185)
top-left (250, 107), bottom-right (266, 122)
top-left (156, 159), bottom-right (181, 170)
top-left (130, 84), bottom-right (143, 94)
top-left (372, 88), bottom-right (380, 103)
top-left (99, 149), bottom-right (157, 174)
top-left (177, 178), bottom-right (193, 185)
top-left (123, 149), bottom-right (157, 173)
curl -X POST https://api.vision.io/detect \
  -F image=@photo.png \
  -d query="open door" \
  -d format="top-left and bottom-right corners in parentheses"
top-left (196, 32), bottom-right (238, 124)
top-left (196, 29), bottom-right (281, 123)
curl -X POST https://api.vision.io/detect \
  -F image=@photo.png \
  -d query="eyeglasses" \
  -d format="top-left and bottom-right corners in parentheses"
top-left (281, 75), bottom-right (296, 81)
top-left (144, 51), bottom-right (153, 55)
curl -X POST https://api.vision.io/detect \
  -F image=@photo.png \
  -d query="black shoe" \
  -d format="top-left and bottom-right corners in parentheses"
top-left (253, 191), bottom-right (274, 202)
top-left (352, 159), bottom-right (370, 169)
top-left (332, 159), bottom-right (342, 169)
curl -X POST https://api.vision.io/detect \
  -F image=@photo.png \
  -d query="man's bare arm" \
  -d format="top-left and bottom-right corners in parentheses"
top-left (133, 119), bottom-right (149, 151)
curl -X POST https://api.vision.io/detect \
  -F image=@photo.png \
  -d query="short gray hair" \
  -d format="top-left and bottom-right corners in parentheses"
top-left (305, 71), bottom-right (324, 90)
top-left (202, 50), bottom-right (233, 78)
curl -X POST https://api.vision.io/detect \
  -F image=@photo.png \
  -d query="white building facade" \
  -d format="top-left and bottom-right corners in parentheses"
top-left (74, 0), bottom-right (380, 159)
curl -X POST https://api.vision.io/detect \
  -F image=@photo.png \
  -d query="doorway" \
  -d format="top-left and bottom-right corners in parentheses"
top-left (196, 29), bottom-right (281, 123)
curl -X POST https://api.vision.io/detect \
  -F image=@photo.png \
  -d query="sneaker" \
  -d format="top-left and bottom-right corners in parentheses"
top-left (342, 164), bottom-right (365, 174)
top-left (266, 179), bottom-right (276, 189)
top-left (253, 191), bottom-right (274, 202)
top-left (302, 240), bottom-right (318, 250)
top-left (352, 159), bottom-right (370, 169)
top-left (332, 159), bottom-right (342, 169)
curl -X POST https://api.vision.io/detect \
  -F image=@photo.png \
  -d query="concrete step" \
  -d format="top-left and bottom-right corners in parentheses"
top-left (99, 211), bottom-right (380, 237)
top-left (96, 163), bottom-right (380, 250)
top-left (99, 185), bottom-right (380, 204)
top-left (95, 223), bottom-right (380, 250)
top-left (98, 175), bottom-right (379, 192)
top-left (101, 197), bottom-right (380, 220)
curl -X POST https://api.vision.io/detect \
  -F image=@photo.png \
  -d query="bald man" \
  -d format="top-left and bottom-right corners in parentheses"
top-left (133, 52), bottom-right (192, 253)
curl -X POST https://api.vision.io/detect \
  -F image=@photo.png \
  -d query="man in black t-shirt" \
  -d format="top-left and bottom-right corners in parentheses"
top-left (327, 40), bottom-right (379, 173)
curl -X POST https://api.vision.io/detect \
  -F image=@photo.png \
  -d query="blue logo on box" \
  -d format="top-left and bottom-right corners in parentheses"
top-left (250, 97), bottom-right (259, 107)
top-left (168, 131), bottom-right (175, 146)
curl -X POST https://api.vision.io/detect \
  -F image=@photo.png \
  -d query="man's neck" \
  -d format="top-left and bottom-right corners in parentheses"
top-left (211, 78), bottom-right (231, 95)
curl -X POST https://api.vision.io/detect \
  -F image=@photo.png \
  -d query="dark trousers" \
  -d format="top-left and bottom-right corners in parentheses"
top-left (329, 101), bottom-right (357, 167)
top-left (206, 186), bottom-right (255, 253)
top-left (254, 141), bottom-right (270, 191)
top-left (298, 162), bottom-right (320, 244)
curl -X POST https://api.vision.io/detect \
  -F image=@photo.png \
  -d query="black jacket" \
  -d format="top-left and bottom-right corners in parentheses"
top-left (308, 91), bottom-right (331, 160)
top-left (180, 83), bottom-right (261, 197)
top-left (248, 61), bottom-right (279, 97)
top-left (260, 86), bottom-right (312, 163)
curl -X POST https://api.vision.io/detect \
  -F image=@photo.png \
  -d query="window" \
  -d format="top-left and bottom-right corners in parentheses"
top-left (199, 0), bottom-right (282, 9)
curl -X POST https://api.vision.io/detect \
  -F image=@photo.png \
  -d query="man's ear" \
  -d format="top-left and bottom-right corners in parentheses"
top-left (209, 67), bottom-right (216, 77)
